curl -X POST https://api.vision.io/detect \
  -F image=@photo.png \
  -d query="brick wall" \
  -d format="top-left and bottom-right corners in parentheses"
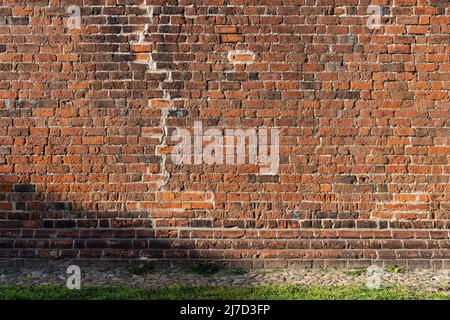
top-left (0, 0), bottom-right (449, 269)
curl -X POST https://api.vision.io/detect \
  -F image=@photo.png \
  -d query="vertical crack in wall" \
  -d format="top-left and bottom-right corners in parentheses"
top-left (129, 3), bottom-right (215, 213)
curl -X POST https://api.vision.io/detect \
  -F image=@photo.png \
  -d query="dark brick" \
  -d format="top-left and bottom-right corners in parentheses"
top-left (190, 220), bottom-right (212, 228)
top-left (54, 220), bottom-right (76, 228)
top-left (7, 16), bottom-right (29, 25)
top-left (43, 220), bottom-right (54, 228)
top-left (335, 176), bottom-right (357, 184)
top-left (13, 184), bottom-right (36, 193)
top-left (248, 72), bottom-right (259, 81)
top-left (14, 202), bottom-right (26, 211)
top-left (168, 109), bottom-right (188, 118)
top-left (49, 202), bottom-right (72, 211)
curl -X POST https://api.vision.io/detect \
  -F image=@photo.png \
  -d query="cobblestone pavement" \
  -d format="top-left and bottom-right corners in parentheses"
top-left (1, 262), bottom-right (449, 295)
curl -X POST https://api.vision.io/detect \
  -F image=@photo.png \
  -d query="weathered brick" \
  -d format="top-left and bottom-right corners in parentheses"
top-left (0, 2), bottom-right (448, 268)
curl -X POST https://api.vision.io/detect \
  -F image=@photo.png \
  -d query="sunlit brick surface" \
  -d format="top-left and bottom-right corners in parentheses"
top-left (0, 0), bottom-right (449, 268)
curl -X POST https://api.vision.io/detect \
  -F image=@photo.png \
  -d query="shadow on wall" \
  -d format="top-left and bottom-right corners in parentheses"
top-left (0, 177), bottom-right (236, 269)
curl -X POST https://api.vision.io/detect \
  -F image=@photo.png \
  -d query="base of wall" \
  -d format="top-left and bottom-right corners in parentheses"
top-left (0, 258), bottom-right (448, 270)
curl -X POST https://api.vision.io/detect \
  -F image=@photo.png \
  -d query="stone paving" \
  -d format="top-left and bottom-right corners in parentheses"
top-left (0, 262), bottom-right (449, 295)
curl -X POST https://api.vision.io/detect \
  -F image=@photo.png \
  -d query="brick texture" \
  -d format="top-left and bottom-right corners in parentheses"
top-left (0, 0), bottom-right (449, 269)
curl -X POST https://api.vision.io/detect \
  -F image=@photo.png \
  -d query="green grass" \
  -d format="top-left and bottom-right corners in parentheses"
top-left (385, 265), bottom-right (403, 273)
top-left (343, 269), bottom-right (366, 276)
top-left (0, 285), bottom-right (447, 300)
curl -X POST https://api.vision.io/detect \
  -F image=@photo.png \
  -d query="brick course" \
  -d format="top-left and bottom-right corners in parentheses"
top-left (0, 0), bottom-right (449, 268)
